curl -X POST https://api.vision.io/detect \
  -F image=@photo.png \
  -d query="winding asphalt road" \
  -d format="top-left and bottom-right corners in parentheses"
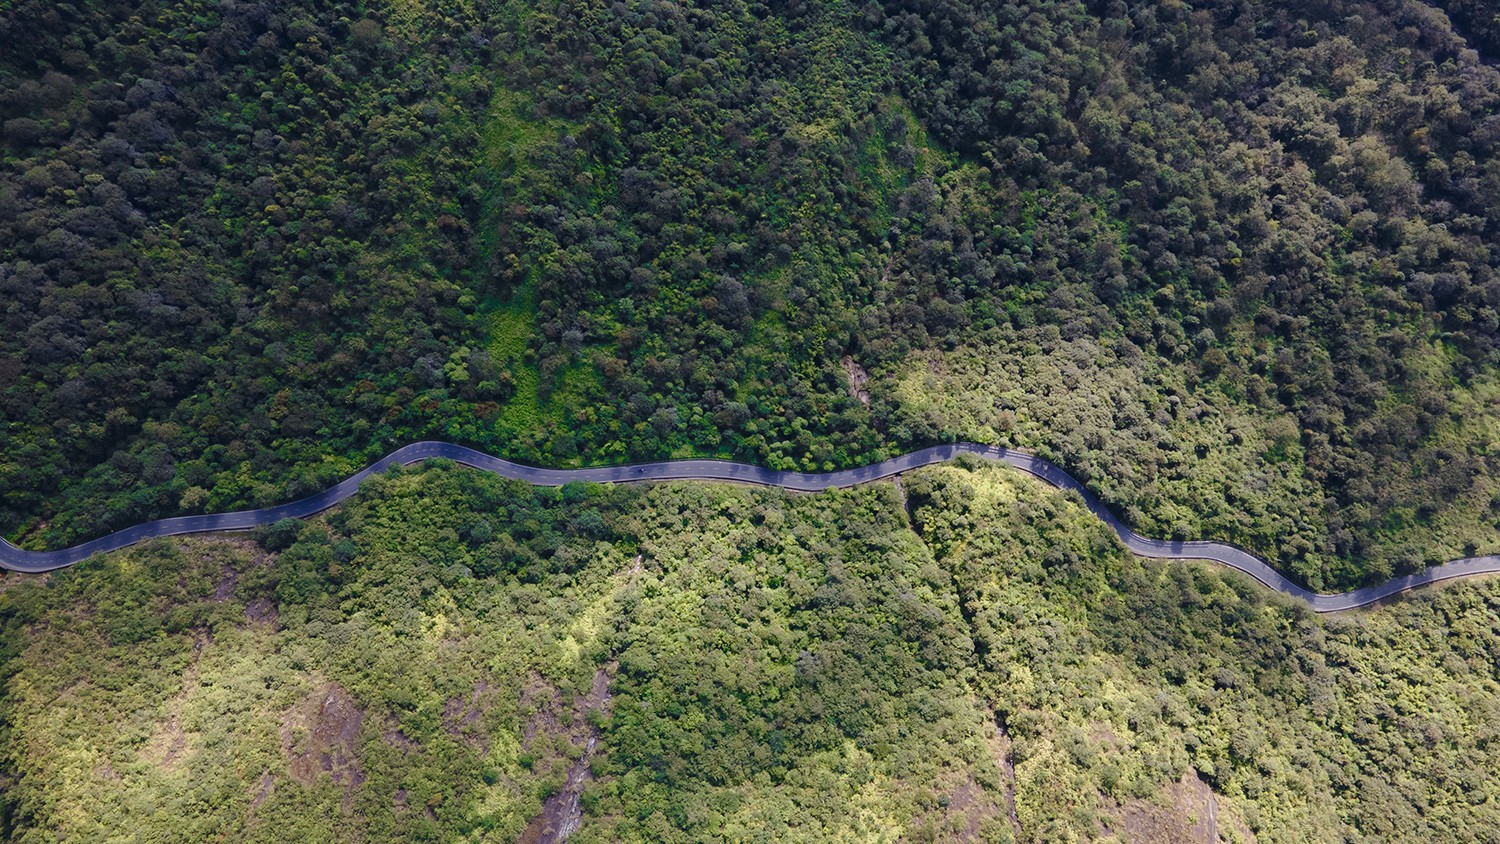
top-left (3, 441), bottom-right (1498, 612)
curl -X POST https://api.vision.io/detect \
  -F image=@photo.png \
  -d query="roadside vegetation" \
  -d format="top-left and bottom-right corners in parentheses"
top-left (7, 0), bottom-right (1500, 839)
top-left (5, 1), bottom-right (1500, 587)
top-left (3, 462), bottom-right (1500, 842)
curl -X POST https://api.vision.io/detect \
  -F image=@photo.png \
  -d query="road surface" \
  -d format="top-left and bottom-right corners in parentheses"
top-left (3, 441), bottom-right (1496, 612)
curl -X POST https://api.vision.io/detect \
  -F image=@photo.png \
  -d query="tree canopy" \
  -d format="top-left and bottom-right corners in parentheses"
top-left (5, 0), bottom-right (1500, 587)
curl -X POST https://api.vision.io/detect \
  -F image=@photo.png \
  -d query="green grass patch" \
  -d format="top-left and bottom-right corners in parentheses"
top-left (484, 283), bottom-right (545, 436)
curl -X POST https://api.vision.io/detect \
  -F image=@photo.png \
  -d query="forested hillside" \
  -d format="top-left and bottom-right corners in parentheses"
top-left (5, 0), bottom-right (1500, 588)
top-left (4, 462), bottom-right (1500, 842)
top-left (0, 0), bottom-right (500, 545)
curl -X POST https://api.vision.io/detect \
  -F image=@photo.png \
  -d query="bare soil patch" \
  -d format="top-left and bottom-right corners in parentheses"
top-left (244, 597), bottom-right (279, 627)
top-left (0, 571), bottom-right (48, 594)
top-left (250, 770), bottom-right (275, 810)
top-left (280, 681), bottom-right (366, 790)
top-left (204, 536), bottom-right (265, 600)
top-left (213, 567), bottom-right (239, 602)
top-left (1100, 770), bottom-right (1251, 844)
top-left (991, 715), bottom-right (1022, 837)
top-left (918, 774), bottom-right (1004, 843)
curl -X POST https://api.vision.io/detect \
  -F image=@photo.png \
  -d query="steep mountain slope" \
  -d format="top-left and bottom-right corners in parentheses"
top-left (5, 0), bottom-right (1500, 588)
top-left (3, 463), bottom-right (1499, 841)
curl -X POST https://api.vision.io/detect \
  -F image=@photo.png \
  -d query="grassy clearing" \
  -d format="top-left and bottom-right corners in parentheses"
top-left (484, 283), bottom-right (546, 436)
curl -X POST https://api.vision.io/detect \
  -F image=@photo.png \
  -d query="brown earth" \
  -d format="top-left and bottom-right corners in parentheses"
top-left (909, 775), bottom-right (1006, 843)
top-left (280, 680), bottom-right (366, 790)
top-left (0, 570), bottom-right (47, 594)
top-left (1099, 770), bottom-right (1256, 844)
top-left (244, 597), bottom-right (279, 627)
top-left (991, 715), bottom-right (1023, 838)
top-left (213, 567), bottom-right (239, 602)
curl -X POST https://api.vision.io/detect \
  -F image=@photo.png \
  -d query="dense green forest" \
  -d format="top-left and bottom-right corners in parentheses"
top-left (4, 2), bottom-right (1500, 588)
top-left (11, 1), bottom-right (1500, 840)
top-left (4, 461), bottom-right (1500, 842)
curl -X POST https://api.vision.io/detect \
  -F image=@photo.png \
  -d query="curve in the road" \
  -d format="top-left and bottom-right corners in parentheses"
top-left (3, 441), bottom-right (1497, 612)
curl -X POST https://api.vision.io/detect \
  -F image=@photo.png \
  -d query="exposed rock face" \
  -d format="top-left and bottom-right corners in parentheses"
top-left (842, 355), bottom-right (872, 406)
top-left (518, 666), bottom-right (614, 844)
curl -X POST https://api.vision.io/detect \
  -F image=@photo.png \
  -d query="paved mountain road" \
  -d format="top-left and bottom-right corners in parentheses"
top-left (4, 441), bottom-right (1497, 612)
